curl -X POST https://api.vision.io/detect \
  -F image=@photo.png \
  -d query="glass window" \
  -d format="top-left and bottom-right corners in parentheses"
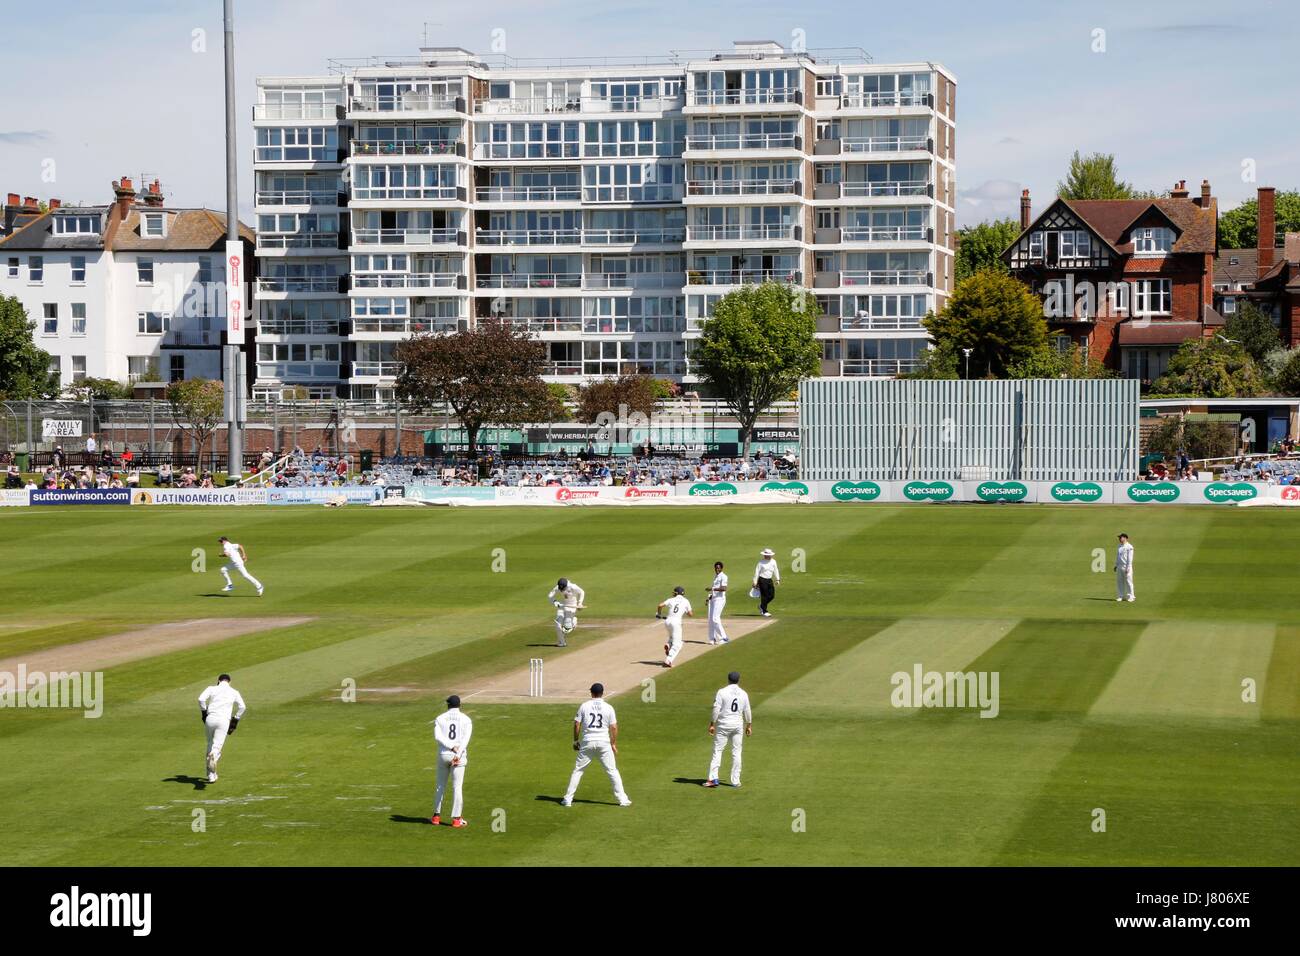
top-left (138, 259), bottom-right (154, 283)
top-left (6, 257), bottom-right (16, 278)
top-left (43, 303), bottom-right (57, 334)
top-left (29, 256), bottom-right (43, 281)
top-left (71, 255), bottom-right (86, 282)
top-left (142, 214), bottom-right (165, 237)
top-left (71, 302), bottom-right (86, 335)
top-left (72, 356), bottom-right (87, 383)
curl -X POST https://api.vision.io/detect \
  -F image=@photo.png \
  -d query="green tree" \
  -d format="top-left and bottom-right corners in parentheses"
top-left (1269, 347), bottom-right (1300, 396)
top-left (1057, 151), bottom-right (1134, 200)
top-left (923, 270), bottom-right (1047, 378)
top-left (1218, 190), bottom-right (1300, 248)
top-left (907, 340), bottom-right (959, 379)
top-left (166, 378), bottom-right (225, 463)
top-left (1149, 338), bottom-right (1267, 397)
top-left (1223, 302), bottom-right (1282, 364)
top-left (693, 282), bottom-right (821, 457)
top-left (955, 218), bottom-right (1020, 282)
top-left (70, 377), bottom-right (133, 401)
top-left (1146, 416), bottom-right (1237, 461)
top-left (395, 323), bottom-right (549, 459)
top-left (574, 374), bottom-right (661, 424)
top-left (0, 295), bottom-right (59, 399)
top-left (1007, 342), bottom-right (1114, 379)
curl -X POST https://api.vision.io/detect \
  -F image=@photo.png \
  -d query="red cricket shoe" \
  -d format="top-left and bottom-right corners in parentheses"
top-left (430, 815), bottom-right (441, 826)
top-left (451, 818), bottom-right (468, 828)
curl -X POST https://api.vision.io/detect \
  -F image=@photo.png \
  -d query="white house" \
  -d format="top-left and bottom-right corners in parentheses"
top-left (0, 176), bottom-right (254, 389)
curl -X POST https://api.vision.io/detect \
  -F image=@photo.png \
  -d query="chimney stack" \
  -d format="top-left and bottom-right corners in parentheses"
top-left (113, 176), bottom-right (137, 221)
top-left (5, 193), bottom-right (18, 207)
top-left (49, 198), bottom-right (61, 209)
top-left (1258, 186), bottom-right (1276, 278)
top-left (1197, 179), bottom-right (1212, 208)
top-left (1020, 188), bottom-right (1031, 231)
top-left (23, 196), bottom-right (38, 208)
top-left (1285, 233), bottom-right (1300, 266)
top-left (1170, 180), bottom-right (1189, 199)
top-left (141, 179), bottom-right (164, 208)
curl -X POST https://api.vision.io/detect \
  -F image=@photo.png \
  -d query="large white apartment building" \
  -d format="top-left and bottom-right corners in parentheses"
top-left (0, 177), bottom-right (254, 389)
top-left (253, 40), bottom-right (956, 402)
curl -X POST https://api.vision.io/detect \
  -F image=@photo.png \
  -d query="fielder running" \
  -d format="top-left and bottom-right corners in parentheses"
top-left (432, 694), bottom-right (473, 828)
top-left (198, 673), bottom-right (247, 783)
top-left (548, 577), bottom-right (586, 647)
top-left (705, 561), bottom-right (729, 645)
top-left (705, 671), bottom-right (753, 788)
top-left (1115, 533), bottom-right (1135, 603)
top-left (218, 536), bottom-right (264, 596)
top-left (657, 585), bottom-right (694, 667)
top-left (561, 682), bottom-right (631, 807)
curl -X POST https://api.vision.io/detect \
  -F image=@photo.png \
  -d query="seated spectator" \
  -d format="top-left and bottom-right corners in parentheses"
top-left (158, 462), bottom-right (173, 486)
top-left (110, 477), bottom-right (125, 489)
top-left (5, 465), bottom-right (21, 489)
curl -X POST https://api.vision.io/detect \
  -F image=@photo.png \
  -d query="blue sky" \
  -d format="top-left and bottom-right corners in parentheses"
top-left (1, 0), bottom-right (1295, 227)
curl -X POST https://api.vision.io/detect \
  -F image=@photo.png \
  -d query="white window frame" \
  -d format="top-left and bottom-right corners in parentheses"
top-left (6, 257), bottom-right (18, 278)
top-left (71, 302), bottom-right (86, 336)
top-left (142, 213), bottom-right (166, 238)
top-left (29, 255), bottom-right (43, 283)
top-left (71, 355), bottom-right (87, 383)
top-left (1132, 226), bottom-right (1174, 257)
top-left (42, 303), bottom-right (58, 335)
top-left (1134, 278), bottom-right (1172, 316)
top-left (136, 311), bottom-right (171, 334)
top-left (70, 255), bottom-right (86, 284)
top-left (137, 258), bottom-right (154, 285)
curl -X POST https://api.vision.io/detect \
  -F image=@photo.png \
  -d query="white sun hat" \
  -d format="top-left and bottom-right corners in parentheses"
top-left (760, 548), bottom-right (775, 557)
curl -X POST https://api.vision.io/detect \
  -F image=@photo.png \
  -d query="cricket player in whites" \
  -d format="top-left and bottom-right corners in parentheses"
top-left (218, 536), bottom-right (264, 596)
top-left (432, 695), bottom-right (473, 828)
top-left (198, 674), bottom-right (247, 783)
top-left (562, 683), bottom-right (631, 807)
top-left (657, 585), bottom-right (694, 667)
top-left (705, 671), bottom-right (752, 788)
top-left (1115, 533), bottom-right (1135, 602)
top-left (706, 561), bottom-right (729, 645)
top-left (548, 577), bottom-right (586, 647)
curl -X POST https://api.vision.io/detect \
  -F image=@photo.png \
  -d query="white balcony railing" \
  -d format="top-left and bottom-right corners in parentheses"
top-left (685, 133), bottom-right (799, 151)
top-left (257, 233), bottom-right (340, 250)
top-left (841, 226), bottom-right (928, 242)
top-left (351, 186), bottom-right (459, 202)
top-left (841, 359), bottom-right (918, 376)
top-left (686, 224), bottom-right (799, 242)
top-left (352, 228), bottom-right (459, 246)
top-left (254, 103), bottom-right (340, 120)
top-left (686, 179), bottom-right (801, 197)
top-left (257, 276), bottom-right (341, 293)
top-left (257, 319), bottom-right (343, 336)
top-left (475, 185), bottom-right (582, 203)
top-left (841, 181), bottom-right (930, 198)
top-left (687, 269), bottom-right (801, 286)
top-left (492, 317), bottom-right (584, 333)
top-left (839, 91), bottom-right (931, 109)
top-left (838, 314), bottom-right (926, 332)
top-left (476, 273), bottom-right (583, 290)
top-left (838, 269), bottom-right (929, 286)
top-left (351, 361), bottom-right (404, 377)
top-left (688, 89), bottom-right (800, 106)
top-left (349, 94), bottom-right (460, 113)
top-left (841, 136), bottom-right (930, 153)
top-left (350, 139), bottom-right (462, 157)
top-left (583, 272), bottom-right (682, 290)
top-left (255, 190), bottom-right (341, 207)
top-left (543, 361), bottom-right (583, 375)
top-left (352, 317), bottom-right (462, 335)
top-left (257, 362), bottom-right (340, 379)
top-left (352, 273), bottom-right (461, 290)
top-left (582, 228), bottom-right (684, 245)
top-left (475, 228), bottom-right (583, 246)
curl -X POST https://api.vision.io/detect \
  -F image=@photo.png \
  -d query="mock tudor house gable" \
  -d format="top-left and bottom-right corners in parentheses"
top-left (1002, 180), bottom-right (1219, 384)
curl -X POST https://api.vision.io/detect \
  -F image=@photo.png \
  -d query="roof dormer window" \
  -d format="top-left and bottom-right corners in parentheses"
top-left (52, 214), bottom-right (101, 235)
top-left (142, 213), bottom-right (166, 238)
top-left (1133, 226), bottom-right (1174, 256)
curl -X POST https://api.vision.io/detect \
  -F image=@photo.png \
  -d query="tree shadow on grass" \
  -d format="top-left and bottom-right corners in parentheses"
top-left (163, 774), bottom-right (208, 791)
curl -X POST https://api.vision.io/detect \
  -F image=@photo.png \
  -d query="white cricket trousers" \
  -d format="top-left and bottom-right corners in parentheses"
top-left (708, 721), bottom-right (744, 786)
top-left (707, 596), bottom-right (728, 643)
top-left (664, 620), bottom-right (683, 664)
top-left (564, 741), bottom-right (628, 803)
top-left (434, 752), bottom-right (466, 819)
top-left (221, 560), bottom-right (263, 591)
top-left (554, 606), bottom-right (575, 645)
top-left (1116, 567), bottom-right (1134, 600)
top-left (204, 716), bottom-right (230, 767)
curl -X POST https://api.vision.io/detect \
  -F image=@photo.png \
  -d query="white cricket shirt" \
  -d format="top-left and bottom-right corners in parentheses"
top-left (548, 582), bottom-right (585, 609)
top-left (434, 708), bottom-right (473, 760)
top-left (662, 595), bottom-right (692, 624)
top-left (221, 540), bottom-right (244, 565)
top-left (198, 682), bottom-right (247, 722)
top-left (1117, 542), bottom-right (1134, 571)
top-left (712, 684), bottom-right (752, 729)
top-left (575, 699), bottom-right (616, 744)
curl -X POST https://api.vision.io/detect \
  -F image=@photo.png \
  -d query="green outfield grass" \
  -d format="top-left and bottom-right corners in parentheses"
top-left (0, 503), bottom-right (1297, 866)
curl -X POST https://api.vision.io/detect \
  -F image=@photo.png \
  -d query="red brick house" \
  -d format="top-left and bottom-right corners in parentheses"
top-left (1218, 187), bottom-right (1300, 347)
top-left (1003, 180), bottom-right (1220, 382)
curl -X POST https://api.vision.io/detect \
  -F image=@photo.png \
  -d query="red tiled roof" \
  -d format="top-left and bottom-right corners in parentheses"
top-left (1117, 322), bottom-right (1206, 346)
top-left (1065, 198), bottom-right (1217, 254)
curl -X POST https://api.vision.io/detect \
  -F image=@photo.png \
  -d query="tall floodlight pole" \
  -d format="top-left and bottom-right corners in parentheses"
top-left (223, 0), bottom-right (245, 479)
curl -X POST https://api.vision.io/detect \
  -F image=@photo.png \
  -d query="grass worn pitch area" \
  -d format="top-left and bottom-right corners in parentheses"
top-left (0, 503), bottom-right (1297, 866)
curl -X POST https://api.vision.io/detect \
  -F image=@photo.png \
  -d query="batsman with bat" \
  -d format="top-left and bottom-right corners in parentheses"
top-left (548, 577), bottom-right (586, 647)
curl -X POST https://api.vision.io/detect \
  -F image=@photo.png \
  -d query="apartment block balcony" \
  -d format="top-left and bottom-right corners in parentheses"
top-left (253, 103), bottom-right (346, 122)
top-left (350, 361), bottom-right (404, 378)
top-left (840, 358), bottom-right (918, 377)
top-left (838, 314), bottom-right (927, 332)
top-left (685, 179), bottom-right (801, 198)
top-left (350, 186), bottom-right (465, 203)
top-left (685, 224), bottom-right (802, 242)
top-left (159, 330), bottom-right (224, 349)
top-left (474, 94), bottom-right (685, 115)
top-left (257, 276), bottom-right (347, 294)
top-left (256, 318), bottom-right (344, 336)
top-left (348, 94), bottom-right (465, 115)
top-left (350, 139), bottom-right (466, 158)
top-left (837, 135), bottom-right (932, 154)
top-left (814, 269), bottom-right (930, 288)
top-left (352, 316), bottom-right (464, 335)
top-left (475, 228), bottom-right (583, 247)
top-left (257, 233), bottom-right (344, 252)
top-left (352, 273), bottom-right (466, 291)
top-left (686, 269), bottom-right (802, 286)
top-left (684, 132), bottom-right (802, 153)
top-left (255, 189), bottom-right (348, 208)
top-left (840, 225), bottom-right (932, 243)
top-left (475, 272), bottom-right (583, 290)
top-left (838, 91), bottom-right (934, 110)
top-left (351, 228), bottom-right (464, 247)
top-left (583, 272), bottom-right (683, 290)
top-left (257, 361), bottom-right (341, 380)
top-left (489, 317), bottom-right (584, 334)
top-left (580, 227), bottom-right (685, 246)
top-left (686, 89), bottom-right (802, 108)
top-left (474, 184), bottom-right (583, 203)
top-left (820, 181), bottom-right (933, 201)
top-left (543, 360), bottom-right (583, 376)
